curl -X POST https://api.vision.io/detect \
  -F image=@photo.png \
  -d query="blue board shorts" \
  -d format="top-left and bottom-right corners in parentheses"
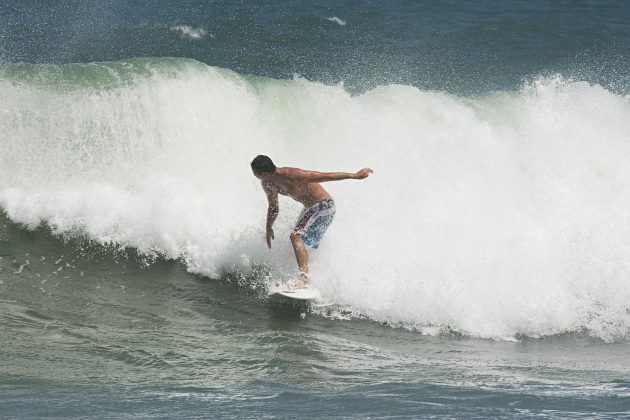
top-left (293, 199), bottom-right (336, 249)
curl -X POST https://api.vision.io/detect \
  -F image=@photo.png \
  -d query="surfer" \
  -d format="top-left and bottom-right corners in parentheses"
top-left (251, 155), bottom-right (373, 288)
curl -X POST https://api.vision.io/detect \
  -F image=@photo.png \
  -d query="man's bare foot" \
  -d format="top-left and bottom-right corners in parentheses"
top-left (295, 279), bottom-right (308, 289)
top-left (294, 272), bottom-right (308, 289)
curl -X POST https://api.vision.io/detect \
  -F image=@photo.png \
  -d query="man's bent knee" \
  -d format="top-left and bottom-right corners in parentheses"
top-left (290, 231), bottom-right (303, 244)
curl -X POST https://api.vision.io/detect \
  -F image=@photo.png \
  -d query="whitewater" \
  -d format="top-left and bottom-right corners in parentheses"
top-left (1, 57), bottom-right (630, 342)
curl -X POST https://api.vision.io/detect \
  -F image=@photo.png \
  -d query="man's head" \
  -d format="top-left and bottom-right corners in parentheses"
top-left (251, 155), bottom-right (276, 179)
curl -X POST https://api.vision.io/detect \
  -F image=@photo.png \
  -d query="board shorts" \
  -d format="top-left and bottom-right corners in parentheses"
top-left (293, 199), bottom-right (336, 249)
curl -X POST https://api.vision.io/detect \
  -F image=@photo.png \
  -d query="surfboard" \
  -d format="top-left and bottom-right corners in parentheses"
top-left (268, 287), bottom-right (322, 301)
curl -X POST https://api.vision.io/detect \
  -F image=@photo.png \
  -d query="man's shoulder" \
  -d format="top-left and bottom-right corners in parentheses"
top-left (276, 167), bottom-right (291, 175)
top-left (277, 167), bottom-right (306, 179)
top-left (261, 180), bottom-right (274, 189)
top-left (261, 179), bottom-right (281, 192)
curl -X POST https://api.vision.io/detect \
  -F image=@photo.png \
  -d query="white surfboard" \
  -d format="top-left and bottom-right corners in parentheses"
top-left (269, 287), bottom-right (322, 301)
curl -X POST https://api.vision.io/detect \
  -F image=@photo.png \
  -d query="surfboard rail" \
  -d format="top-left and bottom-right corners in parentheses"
top-left (268, 287), bottom-right (321, 301)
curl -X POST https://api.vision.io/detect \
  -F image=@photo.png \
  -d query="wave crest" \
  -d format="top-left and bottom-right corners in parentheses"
top-left (1, 58), bottom-right (629, 341)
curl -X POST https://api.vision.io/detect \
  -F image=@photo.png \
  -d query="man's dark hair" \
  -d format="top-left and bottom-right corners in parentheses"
top-left (251, 155), bottom-right (276, 174)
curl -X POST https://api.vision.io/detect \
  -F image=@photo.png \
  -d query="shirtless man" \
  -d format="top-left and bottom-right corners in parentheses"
top-left (251, 155), bottom-right (373, 288)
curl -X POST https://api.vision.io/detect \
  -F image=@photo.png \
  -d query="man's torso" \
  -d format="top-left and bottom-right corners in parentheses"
top-left (263, 173), bottom-right (332, 207)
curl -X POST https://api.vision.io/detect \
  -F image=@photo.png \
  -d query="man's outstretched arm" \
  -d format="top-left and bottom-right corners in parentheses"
top-left (283, 167), bottom-right (373, 183)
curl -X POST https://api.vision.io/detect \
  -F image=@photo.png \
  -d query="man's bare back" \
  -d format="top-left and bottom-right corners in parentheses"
top-left (250, 155), bottom-right (373, 288)
top-left (261, 167), bottom-right (333, 208)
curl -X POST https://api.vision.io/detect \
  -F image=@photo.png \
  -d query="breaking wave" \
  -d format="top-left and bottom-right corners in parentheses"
top-left (1, 57), bottom-right (630, 341)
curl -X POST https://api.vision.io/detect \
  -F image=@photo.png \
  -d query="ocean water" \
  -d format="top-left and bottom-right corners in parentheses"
top-left (1, 1), bottom-right (630, 417)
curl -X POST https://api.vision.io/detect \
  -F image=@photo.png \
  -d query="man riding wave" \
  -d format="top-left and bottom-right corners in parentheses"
top-left (251, 155), bottom-right (373, 288)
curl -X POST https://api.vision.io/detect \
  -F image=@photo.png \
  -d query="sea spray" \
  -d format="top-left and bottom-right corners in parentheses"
top-left (1, 58), bottom-right (630, 341)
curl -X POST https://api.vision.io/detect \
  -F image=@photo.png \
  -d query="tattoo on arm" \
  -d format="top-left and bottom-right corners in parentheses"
top-left (264, 187), bottom-right (279, 228)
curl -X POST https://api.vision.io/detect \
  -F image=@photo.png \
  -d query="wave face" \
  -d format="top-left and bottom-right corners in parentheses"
top-left (1, 58), bottom-right (630, 341)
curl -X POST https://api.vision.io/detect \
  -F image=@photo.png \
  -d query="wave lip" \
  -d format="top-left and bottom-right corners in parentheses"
top-left (1, 59), bottom-right (629, 342)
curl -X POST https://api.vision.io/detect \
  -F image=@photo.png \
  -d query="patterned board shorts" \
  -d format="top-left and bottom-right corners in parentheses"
top-left (293, 199), bottom-right (336, 249)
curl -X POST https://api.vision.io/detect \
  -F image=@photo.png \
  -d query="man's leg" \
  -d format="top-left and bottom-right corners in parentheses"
top-left (290, 232), bottom-right (309, 288)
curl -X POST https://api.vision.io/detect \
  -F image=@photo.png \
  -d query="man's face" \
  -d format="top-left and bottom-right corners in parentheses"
top-left (252, 168), bottom-right (269, 180)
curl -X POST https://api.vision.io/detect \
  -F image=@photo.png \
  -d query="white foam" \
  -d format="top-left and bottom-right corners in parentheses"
top-left (170, 25), bottom-right (210, 40)
top-left (1, 60), bottom-right (630, 341)
top-left (325, 16), bottom-right (347, 26)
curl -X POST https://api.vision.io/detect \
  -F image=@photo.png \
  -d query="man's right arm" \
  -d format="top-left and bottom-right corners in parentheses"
top-left (264, 185), bottom-right (279, 248)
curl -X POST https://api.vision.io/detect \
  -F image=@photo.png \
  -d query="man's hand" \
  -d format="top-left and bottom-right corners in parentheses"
top-left (266, 227), bottom-right (275, 248)
top-left (353, 168), bottom-right (374, 179)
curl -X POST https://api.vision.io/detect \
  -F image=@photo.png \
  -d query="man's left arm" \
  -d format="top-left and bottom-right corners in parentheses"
top-left (286, 167), bottom-right (373, 182)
